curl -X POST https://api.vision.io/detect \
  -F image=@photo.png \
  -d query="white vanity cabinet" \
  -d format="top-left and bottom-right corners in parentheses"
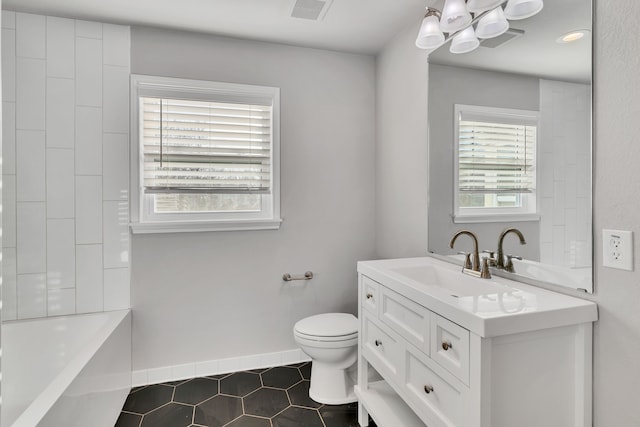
top-left (355, 258), bottom-right (598, 427)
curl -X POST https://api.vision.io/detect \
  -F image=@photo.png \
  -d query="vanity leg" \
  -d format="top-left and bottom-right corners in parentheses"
top-left (357, 351), bottom-right (369, 426)
top-left (358, 403), bottom-right (369, 427)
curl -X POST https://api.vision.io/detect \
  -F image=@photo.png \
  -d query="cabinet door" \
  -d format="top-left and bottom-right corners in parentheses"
top-left (405, 347), bottom-right (466, 427)
top-left (379, 285), bottom-right (431, 354)
top-left (362, 314), bottom-right (405, 381)
top-left (430, 313), bottom-right (470, 385)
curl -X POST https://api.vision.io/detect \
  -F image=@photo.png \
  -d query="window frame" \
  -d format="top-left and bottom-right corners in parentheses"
top-left (453, 104), bottom-right (541, 224)
top-left (130, 74), bottom-right (282, 234)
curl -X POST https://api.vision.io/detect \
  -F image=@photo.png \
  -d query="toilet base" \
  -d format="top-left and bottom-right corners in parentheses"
top-left (308, 361), bottom-right (357, 405)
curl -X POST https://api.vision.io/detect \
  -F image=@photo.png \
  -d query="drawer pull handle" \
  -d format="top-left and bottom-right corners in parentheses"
top-left (424, 385), bottom-right (434, 394)
top-left (366, 293), bottom-right (374, 300)
top-left (442, 341), bottom-right (453, 351)
top-left (374, 339), bottom-right (382, 347)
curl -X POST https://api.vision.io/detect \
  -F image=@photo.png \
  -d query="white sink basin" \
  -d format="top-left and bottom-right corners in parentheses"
top-left (389, 265), bottom-right (511, 297)
top-left (357, 256), bottom-right (598, 337)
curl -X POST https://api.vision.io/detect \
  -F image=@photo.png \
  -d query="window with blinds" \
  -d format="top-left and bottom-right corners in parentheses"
top-left (131, 75), bottom-right (281, 232)
top-left (454, 105), bottom-right (538, 219)
top-left (141, 97), bottom-right (272, 195)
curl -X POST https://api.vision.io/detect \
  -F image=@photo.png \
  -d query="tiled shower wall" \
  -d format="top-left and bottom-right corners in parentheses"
top-left (539, 79), bottom-right (591, 269)
top-left (2, 12), bottom-right (131, 320)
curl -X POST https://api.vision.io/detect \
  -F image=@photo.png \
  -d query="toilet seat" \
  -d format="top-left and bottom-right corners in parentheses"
top-left (294, 313), bottom-right (357, 341)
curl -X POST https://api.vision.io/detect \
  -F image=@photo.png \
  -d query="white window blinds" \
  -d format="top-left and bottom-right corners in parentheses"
top-left (458, 111), bottom-right (537, 194)
top-left (141, 97), bottom-right (272, 194)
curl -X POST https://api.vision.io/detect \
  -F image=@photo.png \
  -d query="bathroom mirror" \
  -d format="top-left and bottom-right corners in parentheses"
top-left (426, 0), bottom-right (593, 292)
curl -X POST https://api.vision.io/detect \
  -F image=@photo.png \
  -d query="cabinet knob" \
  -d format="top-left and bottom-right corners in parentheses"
top-left (366, 293), bottom-right (373, 300)
top-left (374, 339), bottom-right (382, 347)
top-left (442, 341), bottom-right (453, 351)
top-left (424, 385), bottom-right (434, 394)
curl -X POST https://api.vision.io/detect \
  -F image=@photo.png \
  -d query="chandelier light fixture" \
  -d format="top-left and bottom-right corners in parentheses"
top-left (415, 0), bottom-right (544, 54)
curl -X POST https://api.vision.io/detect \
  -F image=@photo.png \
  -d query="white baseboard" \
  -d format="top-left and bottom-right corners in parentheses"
top-left (132, 348), bottom-right (310, 387)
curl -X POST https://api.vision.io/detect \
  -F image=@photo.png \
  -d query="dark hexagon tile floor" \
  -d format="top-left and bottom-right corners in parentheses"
top-left (117, 362), bottom-right (377, 427)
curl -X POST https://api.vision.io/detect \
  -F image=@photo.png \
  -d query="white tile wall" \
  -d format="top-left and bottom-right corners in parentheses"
top-left (46, 148), bottom-right (75, 218)
top-left (75, 175), bottom-right (103, 244)
top-left (46, 77), bottom-right (75, 148)
top-left (47, 288), bottom-right (76, 316)
top-left (75, 106), bottom-right (102, 174)
top-left (3, 101), bottom-right (16, 174)
top-left (103, 24), bottom-right (130, 67)
top-left (46, 16), bottom-right (75, 79)
top-left (16, 57), bottom-right (46, 130)
top-left (2, 10), bottom-right (16, 29)
top-left (104, 267), bottom-right (130, 310)
top-left (539, 80), bottom-right (591, 268)
top-left (47, 219), bottom-right (76, 288)
top-left (103, 65), bottom-right (130, 133)
top-left (16, 13), bottom-right (46, 59)
top-left (2, 28), bottom-right (16, 102)
top-left (103, 133), bottom-right (129, 200)
top-left (76, 244), bottom-right (104, 313)
top-left (16, 130), bottom-right (46, 201)
top-left (16, 202), bottom-right (46, 274)
top-left (75, 37), bottom-right (102, 107)
top-left (17, 273), bottom-right (47, 319)
top-left (103, 201), bottom-right (129, 268)
top-left (3, 13), bottom-right (131, 319)
top-left (75, 20), bottom-right (102, 39)
top-left (3, 248), bottom-right (18, 321)
top-left (3, 174), bottom-right (17, 248)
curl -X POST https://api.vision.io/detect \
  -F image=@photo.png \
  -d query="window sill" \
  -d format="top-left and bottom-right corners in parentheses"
top-left (130, 218), bottom-right (283, 234)
top-left (452, 213), bottom-right (540, 224)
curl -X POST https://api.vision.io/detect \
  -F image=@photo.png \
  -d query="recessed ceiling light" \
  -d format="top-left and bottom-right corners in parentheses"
top-left (556, 30), bottom-right (590, 44)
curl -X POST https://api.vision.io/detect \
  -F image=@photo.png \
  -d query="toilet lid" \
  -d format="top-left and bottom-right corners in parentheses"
top-left (294, 313), bottom-right (358, 338)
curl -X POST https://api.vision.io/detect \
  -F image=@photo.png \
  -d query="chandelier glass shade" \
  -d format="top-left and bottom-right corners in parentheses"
top-left (440, 0), bottom-right (473, 34)
top-left (450, 26), bottom-right (480, 54)
top-left (415, 12), bottom-right (446, 50)
top-left (475, 6), bottom-right (509, 39)
top-left (503, 0), bottom-right (544, 20)
top-left (466, 0), bottom-right (504, 14)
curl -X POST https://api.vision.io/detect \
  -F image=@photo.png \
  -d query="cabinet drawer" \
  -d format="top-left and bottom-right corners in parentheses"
top-left (405, 349), bottom-right (465, 427)
top-left (361, 276), bottom-right (379, 315)
top-left (430, 313), bottom-right (470, 385)
top-left (362, 315), bottom-right (404, 381)
top-left (380, 286), bottom-right (431, 354)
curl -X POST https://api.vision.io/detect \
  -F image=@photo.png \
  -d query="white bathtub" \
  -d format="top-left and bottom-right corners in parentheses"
top-left (2, 310), bottom-right (132, 427)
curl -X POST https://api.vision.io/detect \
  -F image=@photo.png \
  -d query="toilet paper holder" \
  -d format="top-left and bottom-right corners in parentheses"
top-left (283, 271), bottom-right (314, 281)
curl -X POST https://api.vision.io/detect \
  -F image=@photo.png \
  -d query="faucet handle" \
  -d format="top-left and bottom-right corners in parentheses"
top-left (457, 251), bottom-right (472, 269)
top-left (480, 257), bottom-right (492, 279)
top-left (482, 250), bottom-right (497, 266)
top-left (505, 254), bottom-right (523, 273)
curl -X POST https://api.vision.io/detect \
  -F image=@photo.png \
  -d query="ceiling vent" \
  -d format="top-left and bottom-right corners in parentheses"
top-left (480, 28), bottom-right (525, 48)
top-left (291, 0), bottom-right (334, 21)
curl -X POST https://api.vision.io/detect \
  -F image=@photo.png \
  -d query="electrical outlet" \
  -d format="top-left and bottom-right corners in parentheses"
top-left (602, 229), bottom-right (634, 271)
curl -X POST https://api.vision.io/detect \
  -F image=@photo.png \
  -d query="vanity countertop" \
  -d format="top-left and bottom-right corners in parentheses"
top-left (358, 257), bottom-right (597, 337)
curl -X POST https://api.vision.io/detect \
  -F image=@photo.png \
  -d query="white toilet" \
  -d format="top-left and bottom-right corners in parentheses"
top-left (293, 312), bottom-right (358, 405)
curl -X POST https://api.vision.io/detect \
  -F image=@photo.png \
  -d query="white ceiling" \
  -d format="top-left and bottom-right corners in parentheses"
top-left (3, 0), bottom-right (591, 80)
top-left (3, 0), bottom-right (427, 54)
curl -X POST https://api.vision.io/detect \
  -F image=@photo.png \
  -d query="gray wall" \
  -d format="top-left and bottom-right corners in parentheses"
top-left (375, 25), bottom-right (429, 259)
top-left (130, 27), bottom-right (376, 370)
top-left (427, 64), bottom-right (540, 260)
top-left (376, 0), bottom-right (640, 424)
top-left (592, 0), bottom-right (640, 424)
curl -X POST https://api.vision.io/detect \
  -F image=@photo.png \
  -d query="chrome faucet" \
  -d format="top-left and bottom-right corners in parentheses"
top-left (450, 230), bottom-right (480, 272)
top-left (496, 228), bottom-right (526, 270)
